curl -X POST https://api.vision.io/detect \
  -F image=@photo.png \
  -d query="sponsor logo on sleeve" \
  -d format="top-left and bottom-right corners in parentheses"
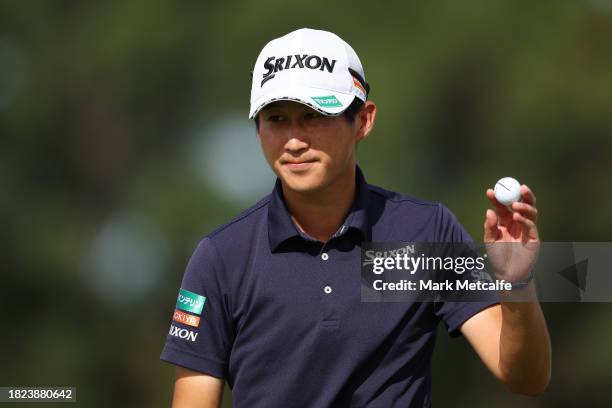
top-left (176, 288), bottom-right (206, 315)
top-left (173, 309), bottom-right (201, 328)
top-left (169, 324), bottom-right (198, 342)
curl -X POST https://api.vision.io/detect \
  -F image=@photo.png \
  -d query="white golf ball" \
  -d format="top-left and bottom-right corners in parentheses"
top-left (494, 177), bottom-right (522, 206)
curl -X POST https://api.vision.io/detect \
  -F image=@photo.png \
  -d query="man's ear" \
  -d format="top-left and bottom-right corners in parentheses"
top-left (356, 101), bottom-right (377, 143)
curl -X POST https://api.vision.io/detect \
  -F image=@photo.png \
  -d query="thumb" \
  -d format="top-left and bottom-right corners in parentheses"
top-left (483, 209), bottom-right (499, 243)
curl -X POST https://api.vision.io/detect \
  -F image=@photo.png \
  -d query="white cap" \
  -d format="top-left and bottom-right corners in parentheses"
top-left (249, 28), bottom-right (368, 119)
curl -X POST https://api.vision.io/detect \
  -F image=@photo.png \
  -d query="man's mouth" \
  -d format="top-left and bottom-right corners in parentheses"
top-left (282, 159), bottom-right (318, 172)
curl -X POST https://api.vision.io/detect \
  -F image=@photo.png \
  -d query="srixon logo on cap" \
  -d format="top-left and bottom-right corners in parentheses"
top-left (261, 54), bottom-right (337, 86)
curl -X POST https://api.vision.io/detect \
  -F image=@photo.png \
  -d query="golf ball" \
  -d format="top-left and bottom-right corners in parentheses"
top-left (494, 177), bottom-right (522, 206)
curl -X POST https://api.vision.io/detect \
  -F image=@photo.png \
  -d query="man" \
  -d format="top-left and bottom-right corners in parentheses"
top-left (161, 28), bottom-right (551, 407)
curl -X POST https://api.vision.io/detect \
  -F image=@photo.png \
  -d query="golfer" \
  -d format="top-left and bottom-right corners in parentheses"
top-left (161, 28), bottom-right (551, 407)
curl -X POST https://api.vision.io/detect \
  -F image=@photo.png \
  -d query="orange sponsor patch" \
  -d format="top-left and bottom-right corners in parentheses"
top-left (173, 309), bottom-right (201, 328)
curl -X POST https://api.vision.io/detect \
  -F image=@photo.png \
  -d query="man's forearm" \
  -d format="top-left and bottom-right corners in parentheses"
top-left (499, 282), bottom-right (552, 395)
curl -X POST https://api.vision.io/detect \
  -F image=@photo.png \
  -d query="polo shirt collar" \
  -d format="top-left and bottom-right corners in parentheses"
top-left (267, 165), bottom-right (371, 251)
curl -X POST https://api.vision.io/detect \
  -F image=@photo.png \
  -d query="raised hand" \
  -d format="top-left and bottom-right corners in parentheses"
top-left (483, 185), bottom-right (540, 283)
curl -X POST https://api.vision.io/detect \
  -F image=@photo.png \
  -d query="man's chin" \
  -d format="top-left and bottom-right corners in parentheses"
top-left (282, 179), bottom-right (323, 194)
top-left (278, 171), bottom-right (324, 194)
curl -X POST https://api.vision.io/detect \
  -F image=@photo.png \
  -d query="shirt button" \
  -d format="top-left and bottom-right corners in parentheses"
top-left (321, 252), bottom-right (329, 261)
top-left (324, 285), bottom-right (332, 294)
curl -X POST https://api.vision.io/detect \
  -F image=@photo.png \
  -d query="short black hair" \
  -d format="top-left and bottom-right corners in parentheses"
top-left (342, 97), bottom-right (365, 124)
top-left (254, 97), bottom-right (365, 131)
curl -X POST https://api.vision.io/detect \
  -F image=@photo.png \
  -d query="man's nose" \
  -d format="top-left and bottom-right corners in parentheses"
top-left (284, 120), bottom-right (310, 152)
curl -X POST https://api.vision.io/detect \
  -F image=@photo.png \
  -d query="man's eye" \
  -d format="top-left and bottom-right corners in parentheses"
top-left (266, 115), bottom-right (284, 122)
top-left (305, 112), bottom-right (323, 120)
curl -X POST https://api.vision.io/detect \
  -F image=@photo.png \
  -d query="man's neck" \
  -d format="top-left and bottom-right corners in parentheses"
top-left (282, 167), bottom-right (357, 243)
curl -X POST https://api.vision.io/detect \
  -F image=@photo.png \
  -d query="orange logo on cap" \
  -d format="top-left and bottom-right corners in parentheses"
top-left (173, 309), bottom-right (201, 328)
top-left (352, 77), bottom-right (366, 95)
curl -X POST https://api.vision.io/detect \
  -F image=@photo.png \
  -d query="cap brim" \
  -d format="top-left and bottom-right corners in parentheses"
top-left (249, 86), bottom-right (356, 119)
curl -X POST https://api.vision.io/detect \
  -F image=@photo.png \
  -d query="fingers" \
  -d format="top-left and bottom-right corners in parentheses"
top-left (520, 184), bottom-right (537, 205)
top-left (488, 185), bottom-right (538, 222)
top-left (483, 208), bottom-right (500, 242)
top-left (512, 211), bottom-right (540, 241)
top-left (512, 211), bottom-right (535, 229)
top-left (484, 184), bottom-right (540, 243)
top-left (511, 201), bottom-right (538, 223)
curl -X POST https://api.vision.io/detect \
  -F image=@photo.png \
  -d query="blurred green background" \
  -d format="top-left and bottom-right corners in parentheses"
top-left (1, 0), bottom-right (611, 407)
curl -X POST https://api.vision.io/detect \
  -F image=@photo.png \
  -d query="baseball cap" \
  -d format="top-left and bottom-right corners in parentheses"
top-left (249, 28), bottom-right (369, 119)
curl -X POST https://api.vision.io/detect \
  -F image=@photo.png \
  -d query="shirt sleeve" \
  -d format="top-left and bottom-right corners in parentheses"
top-left (160, 237), bottom-right (234, 378)
top-left (432, 204), bottom-right (500, 337)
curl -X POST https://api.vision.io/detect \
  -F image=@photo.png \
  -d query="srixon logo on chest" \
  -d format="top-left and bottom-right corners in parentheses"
top-left (261, 54), bottom-right (337, 86)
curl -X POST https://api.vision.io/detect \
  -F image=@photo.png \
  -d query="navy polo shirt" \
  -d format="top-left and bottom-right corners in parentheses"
top-left (160, 166), bottom-right (499, 407)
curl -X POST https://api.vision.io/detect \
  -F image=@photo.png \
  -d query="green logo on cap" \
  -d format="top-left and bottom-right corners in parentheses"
top-left (311, 95), bottom-right (343, 108)
top-left (176, 288), bottom-right (206, 315)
